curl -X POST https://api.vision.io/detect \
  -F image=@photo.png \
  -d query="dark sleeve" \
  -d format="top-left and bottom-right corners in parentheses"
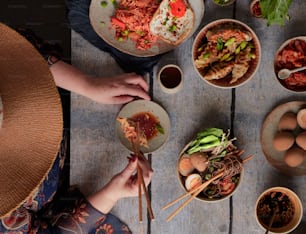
top-left (14, 27), bottom-right (63, 65)
top-left (37, 188), bottom-right (132, 234)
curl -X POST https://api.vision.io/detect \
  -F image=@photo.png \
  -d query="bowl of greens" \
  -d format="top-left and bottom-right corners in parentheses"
top-left (176, 128), bottom-right (247, 202)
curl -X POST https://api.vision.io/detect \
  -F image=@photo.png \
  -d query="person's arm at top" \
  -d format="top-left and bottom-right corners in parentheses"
top-left (49, 60), bottom-right (151, 104)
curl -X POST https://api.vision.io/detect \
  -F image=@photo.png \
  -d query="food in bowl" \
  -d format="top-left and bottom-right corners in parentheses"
top-left (150, 0), bottom-right (194, 46)
top-left (212, 0), bottom-right (235, 6)
top-left (274, 37), bottom-right (306, 92)
top-left (117, 111), bottom-right (165, 148)
top-left (177, 128), bottom-right (246, 201)
top-left (192, 19), bottom-right (261, 88)
top-left (255, 187), bottom-right (303, 233)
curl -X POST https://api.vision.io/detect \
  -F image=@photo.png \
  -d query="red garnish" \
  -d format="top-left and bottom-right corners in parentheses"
top-left (111, 17), bottom-right (126, 30)
top-left (169, 0), bottom-right (186, 18)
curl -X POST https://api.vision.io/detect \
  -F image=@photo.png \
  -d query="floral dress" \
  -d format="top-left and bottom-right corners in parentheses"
top-left (0, 132), bottom-right (131, 234)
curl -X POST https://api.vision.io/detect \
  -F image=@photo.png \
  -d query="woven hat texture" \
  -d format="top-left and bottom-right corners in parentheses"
top-left (0, 23), bottom-right (63, 218)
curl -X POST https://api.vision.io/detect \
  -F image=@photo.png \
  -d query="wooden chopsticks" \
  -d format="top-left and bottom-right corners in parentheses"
top-left (130, 125), bottom-right (154, 222)
top-left (162, 171), bottom-right (224, 222)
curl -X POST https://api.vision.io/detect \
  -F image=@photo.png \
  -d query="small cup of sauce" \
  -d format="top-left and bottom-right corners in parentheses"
top-left (157, 64), bottom-right (183, 94)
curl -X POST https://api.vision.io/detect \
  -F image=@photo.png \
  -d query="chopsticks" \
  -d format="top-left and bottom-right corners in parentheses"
top-left (162, 154), bottom-right (254, 222)
top-left (162, 171), bottom-right (224, 222)
top-left (130, 125), bottom-right (154, 223)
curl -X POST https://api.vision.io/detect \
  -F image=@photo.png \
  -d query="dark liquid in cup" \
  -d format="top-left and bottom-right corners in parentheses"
top-left (160, 67), bottom-right (182, 89)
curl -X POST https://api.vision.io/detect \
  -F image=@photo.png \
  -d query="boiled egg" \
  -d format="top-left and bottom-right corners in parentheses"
top-left (284, 146), bottom-right (305, 167)
top-left (277, 112), bottom-right (297, 131)
top-left (273, 131), bottom-right (295, 151)
top-left (296, 131), bottom-right (306, 150)
top-left (297, 109), bottom-right (306, 129)
top-left (178, 154), bottom-right (195, 176)
top-left (185, 174), bottom-right (202, 191)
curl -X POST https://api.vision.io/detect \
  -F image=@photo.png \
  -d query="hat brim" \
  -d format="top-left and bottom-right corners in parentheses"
top-left (0, 23), bottom-right (63, 218)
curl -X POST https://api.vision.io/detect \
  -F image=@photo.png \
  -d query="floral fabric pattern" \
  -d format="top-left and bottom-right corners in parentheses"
top-left (0, 135), bottom-right (131, 234)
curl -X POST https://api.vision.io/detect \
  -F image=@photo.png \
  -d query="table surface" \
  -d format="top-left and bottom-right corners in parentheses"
top-left (70, 1), bottom-right (306, 233)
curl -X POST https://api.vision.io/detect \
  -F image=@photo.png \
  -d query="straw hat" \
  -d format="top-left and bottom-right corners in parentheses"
top-left (0, 23), bottom-right (63, 218)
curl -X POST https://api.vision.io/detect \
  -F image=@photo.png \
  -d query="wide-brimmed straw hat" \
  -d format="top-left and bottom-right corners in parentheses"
top-left (0, 23), bottom-right (63, 218)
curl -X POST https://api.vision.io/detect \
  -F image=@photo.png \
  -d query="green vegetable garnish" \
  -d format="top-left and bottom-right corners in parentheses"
top-left (235, 46), bottom-right (241, 55)
top-left (169, 25), bottom-right (177, 32)
top-left (121, 30), bottom-right (129, 36)
top-left (224, 37), bottom-right (235, 47)
top-left (156, 123), bottom-right (164, 134)
top-left (100, 1), bottom-right (108, 7)
top-left (202, 52), bottom-right (210, 59)
top-left (260, 0), bottom-right (293, 26)
top-left (217, 38), bottom-right (224, 51)
top-left (118, 37), bottom-right (124, 42)
top-left (111, 0), bottom-right (118, 8)
top-left (100, 21), bottom-right (106, 26)
top-left (220, 53), bottom-right (231, 61)
top-left (239, 41), bottom-right (248, 50)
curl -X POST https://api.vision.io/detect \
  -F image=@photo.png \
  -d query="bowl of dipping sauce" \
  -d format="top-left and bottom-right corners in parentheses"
top-left (255, 187), bottom-right (303, 234)
top-left (157, 64), bottom-right (183, 94)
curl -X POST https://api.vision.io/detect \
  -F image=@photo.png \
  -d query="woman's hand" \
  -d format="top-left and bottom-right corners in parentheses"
top-left (50, 61), bottom-right (151, 104)
top-left (85, 73), bottom-right (150, 104)
top-left (87, 153), bottom-right (153, 214)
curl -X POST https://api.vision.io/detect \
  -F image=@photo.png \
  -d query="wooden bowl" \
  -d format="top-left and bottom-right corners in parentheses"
top-left (176, 140), bottom-right (244, 203)
top-left (192, 19), bottom-right (261, 89)
top-left (255, 187), bottom-right (303, 233)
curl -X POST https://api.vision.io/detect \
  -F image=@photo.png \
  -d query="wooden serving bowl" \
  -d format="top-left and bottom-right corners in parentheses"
top-left (192, 19), bottom-right (261, 89)
top-left (255, 187), bottom-right (303, 233)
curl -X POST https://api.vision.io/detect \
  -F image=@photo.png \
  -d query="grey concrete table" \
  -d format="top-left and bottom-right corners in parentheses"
top-left (70, 1), bottom-right (306, 233)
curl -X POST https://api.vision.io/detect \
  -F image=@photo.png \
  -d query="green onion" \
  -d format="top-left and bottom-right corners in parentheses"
top-left (202, 52), bottom-right (210, 59)
top-left (169, 25), bottom-right (176, 32)
top-left (217, 38), bottom-right (224, 51)
top-left (239, 41), bottom-right (248, 50)
top-left (121, 30), bottom-right (129, 36)
top-left (156, 123), bottom-right (164, 134)
top-left (100, 0), bottom-right (108, 7)
top-left (224, 37), bottom-right (235, 47)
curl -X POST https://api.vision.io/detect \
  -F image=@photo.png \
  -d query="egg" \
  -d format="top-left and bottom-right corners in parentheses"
top-left (190, 152), bottom-right (208, 172)
top-left (273, 131), bottom-right (295, 151)
top-left (185, 174), bottom-right (202, 191)
top-left (296, 131), bottom-right (306, 150)
top-left (278, 112), bottom-right (298, 131)
top-left (284, 146), bottom-right (305, 167)
top-left (178, 154), bottom-right (195, 176)
top-left (297, 109), bottom-right (306, 129)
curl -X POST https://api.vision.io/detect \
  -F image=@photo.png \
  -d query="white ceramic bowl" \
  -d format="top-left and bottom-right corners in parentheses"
top-left (192, 19), bottom-right (261, 89)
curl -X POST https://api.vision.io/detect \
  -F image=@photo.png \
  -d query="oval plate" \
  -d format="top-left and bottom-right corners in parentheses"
top-left (89, 0), bottom-right (205, 57)
top-left (261, 101), bottom-right (306, 176)
top-left (115, 100), bottom-right (170, 153)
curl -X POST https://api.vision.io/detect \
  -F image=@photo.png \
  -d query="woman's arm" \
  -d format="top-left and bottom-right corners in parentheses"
top-left (87, 154), bottom-right (153, 214)
top-left (50, 60), bottom-right (151, 104)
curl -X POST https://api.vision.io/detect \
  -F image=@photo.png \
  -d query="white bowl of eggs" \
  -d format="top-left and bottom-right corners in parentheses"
top-left (261, 101), bottom-right (306, 176)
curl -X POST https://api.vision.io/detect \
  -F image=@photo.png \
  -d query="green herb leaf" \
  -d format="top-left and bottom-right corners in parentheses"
top-left (260, 0), bottom-right (293, 26)
top-left (100, 0), bottom-right (108, 7)
top-left (156, 123), bottom-right (164, 134)
top-left (217, 38), bottom-right (224, 51)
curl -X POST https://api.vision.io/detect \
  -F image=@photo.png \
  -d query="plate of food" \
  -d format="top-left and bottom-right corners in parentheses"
top-left (261, 101), bottom-right (306, 176)
top-left (89, 0), bottom-right (205, 57)
top-left (116, 100), bottom-right (170, 153)
top-left (176, 128), bottom-right (250, 202)
top-left (192, 19), bottom-right (261, 88)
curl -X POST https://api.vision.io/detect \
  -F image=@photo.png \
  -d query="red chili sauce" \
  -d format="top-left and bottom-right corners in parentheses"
top-left (130, 112), bottom-right (159, 140)
top-left (275, 39), bottom-right (306, 91)
top-left (251, 2), bottom-right (262, 17)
